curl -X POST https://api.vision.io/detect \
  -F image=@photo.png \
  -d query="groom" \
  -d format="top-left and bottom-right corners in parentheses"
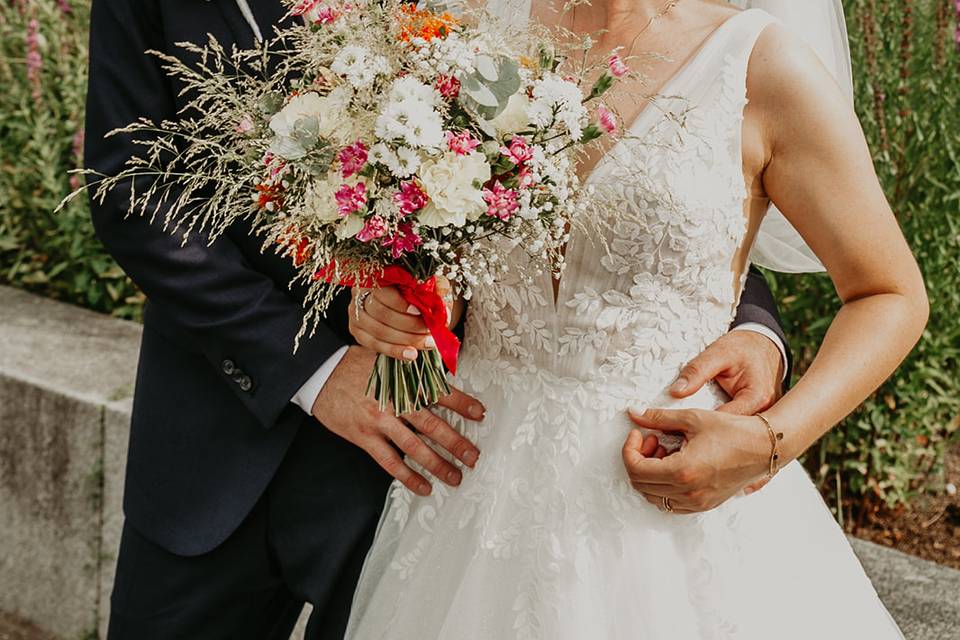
top-left (86, 0), bottom-right (792, 638)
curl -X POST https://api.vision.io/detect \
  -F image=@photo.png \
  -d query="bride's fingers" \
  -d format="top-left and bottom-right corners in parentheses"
top-left (351, 327), bottom-right (419, 361)
top-left (365, 295), bottom-right (429, 334)
top-left (355, 310), bottom-right (432, 350)
top-left (640, 493), bottom-right (697, 515)
top-left (370, 285), bottom-right (416, 314)
top-left (631, 481), bottom-right (687, 497)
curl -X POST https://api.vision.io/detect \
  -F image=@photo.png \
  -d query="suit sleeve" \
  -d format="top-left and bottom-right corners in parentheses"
top-left (732, 267), bottom-right (793, 381)
top-left (85, 0), bottom-right (346, 428)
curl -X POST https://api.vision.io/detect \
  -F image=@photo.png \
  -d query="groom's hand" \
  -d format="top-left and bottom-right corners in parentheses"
top-left (311, 346), bottom-right (485, 497)
top-left (664, 330), bottom-right (784, 494)
top-left (669, 330), bottom-right (784, 415)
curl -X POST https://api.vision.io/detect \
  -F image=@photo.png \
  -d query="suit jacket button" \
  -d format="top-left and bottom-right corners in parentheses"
top-left (239, 376), bottom-right (253, 392)
top-left (222, 359), bottom-right (236, 375)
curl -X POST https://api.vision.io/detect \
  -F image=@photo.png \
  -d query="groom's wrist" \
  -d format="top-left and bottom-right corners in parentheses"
top-left (291, 345), bottom-right (350, 415)
top-left (731, 323), bottom-right (788, 382)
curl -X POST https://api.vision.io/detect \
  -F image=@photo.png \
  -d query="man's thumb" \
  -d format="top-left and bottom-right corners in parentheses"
top-left (670, 353), bottom-right (723, 398)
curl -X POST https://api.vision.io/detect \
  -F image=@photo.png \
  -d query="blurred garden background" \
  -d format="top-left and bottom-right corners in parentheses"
top-left (1, 0), bottom-right (958, 565)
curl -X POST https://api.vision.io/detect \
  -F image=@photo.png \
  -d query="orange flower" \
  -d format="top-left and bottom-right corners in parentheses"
top-left (278, 225), bottom-right (313, 267)
top-left (396, 5), bottom-right (457, 42)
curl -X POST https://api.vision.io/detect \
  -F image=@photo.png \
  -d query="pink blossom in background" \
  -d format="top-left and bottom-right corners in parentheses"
top-left (956, 1), bottom-right (960, 48)
top-left (57, 0), bottom-right (71, 14)
top-left (608, 53), bottom-right (628, 78)
top-left (381, 221), bottom-right (423, 258)
top-left (291, 0), bottom-right (321, 16)
top-left (26, 18), bottom-right (42, 103)
top-left (482, 181), bottom-right (519, 221)
top-left (392, 180), bottom-right (428, 216)
top-left (69, 128), bottom-right (85, 190)
top-left (435, 74), bottom-right (461, 99)
top-left (335, 182), bottom-right (367, 216)
top-left (445, 130), bottom-right (481, 155)
top-left (356, 215), bottom-right (387, 242)
top-left (337, 141), bottom-right (369, 178)
top-left (597, 105), bottom-right (617, 134)
top-left (500, 135), bottom-right (534, 166)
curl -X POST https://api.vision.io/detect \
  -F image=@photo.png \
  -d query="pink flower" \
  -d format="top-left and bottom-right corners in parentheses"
top-left (335, 182), bottom-right (367, 216)
top-left (608, 53), bottom-right (629, 78)
top-left (25, 18), bottom-right (42, 103)
top-left (597, 105), bottom-right (617, 134)
top-left (291, 0), bottom-right (321, 16)
top-left (337, 141), bottom-right (368, 178)
top-left (445, 130), bottom-right (481, 156)
top-left (235, 115), bottom-right (255, 135)
top-left (356, 215), bottom-right (387, 242)
top-left (292, 0), bottom-right (340, 24)
top-left (516, 164), bottom-right (534, 189)
top-left (435, 74), bottom-right (461, 99)
top-left (381, 221), bottom-right (423, 258)
top-left (482, 181), bottom-right (519, 221)
top-left (318, 7), bottom-right (340, 23)
top-left (500, 135), bottom-right (534, 166)
top-left (392, 180), bottom-right (429, 216)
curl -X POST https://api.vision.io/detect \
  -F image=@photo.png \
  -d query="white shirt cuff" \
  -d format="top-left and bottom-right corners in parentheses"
top-left (291, 346), bottom-right (350, 414)
top-left (732, 323), bottom-right (789, 382)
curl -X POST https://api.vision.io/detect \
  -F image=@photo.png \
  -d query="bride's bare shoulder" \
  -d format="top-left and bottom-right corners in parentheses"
top-left (745, 22), bottom-right (854, 139)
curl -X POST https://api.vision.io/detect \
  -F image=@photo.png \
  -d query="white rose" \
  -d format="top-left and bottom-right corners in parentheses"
top-left (268, 89), bottom-right (351, 158)
top-left (488, 92), bottom-right (531, 136)
top-left (417, 151), bottom-right (491, 227)
top-left (301, 174), bottom-right (341, 223)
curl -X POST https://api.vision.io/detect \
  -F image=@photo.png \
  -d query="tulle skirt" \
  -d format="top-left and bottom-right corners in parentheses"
top-left (345, 376), bottom-right (903, 640)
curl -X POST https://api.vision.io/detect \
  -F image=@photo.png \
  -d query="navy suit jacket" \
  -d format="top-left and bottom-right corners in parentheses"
top-left (85, 0), bottom-right (791, 556)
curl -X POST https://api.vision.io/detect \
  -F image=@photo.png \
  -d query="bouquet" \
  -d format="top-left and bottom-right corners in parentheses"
top-left (68, 0), bottom-right (621, 415)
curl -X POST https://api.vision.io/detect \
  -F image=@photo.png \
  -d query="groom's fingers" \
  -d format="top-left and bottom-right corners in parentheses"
top-left (669, 349), bottom-right (727, 398)
top-left (383, 419), bottom-right (463, 489)
top-left (436, 386), bottom-right (486, 421)
top-left (405, 409), bottom-right (480, 469)
top-left (362, 435), bottom-right (433, 497)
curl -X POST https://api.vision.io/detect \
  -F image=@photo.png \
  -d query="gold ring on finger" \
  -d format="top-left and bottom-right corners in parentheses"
top-left (661, 496), bottom-right (674, 513)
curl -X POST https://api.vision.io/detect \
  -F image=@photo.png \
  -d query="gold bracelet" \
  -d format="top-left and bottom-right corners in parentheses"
top-left (756, 413), bottom-right (785, 478)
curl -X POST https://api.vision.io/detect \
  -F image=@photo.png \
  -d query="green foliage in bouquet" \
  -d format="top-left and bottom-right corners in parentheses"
top-left (0, 0), bottom-right (142, 319)
top-left (772, 0), bottom-right (960, 520)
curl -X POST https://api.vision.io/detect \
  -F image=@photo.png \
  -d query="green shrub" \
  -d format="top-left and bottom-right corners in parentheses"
top-left (0, 0), bottom-right (141, 319)
top-left (774, 0), bottom-right (960, 518)
top-left (0, 0), bottom-right (957, 512)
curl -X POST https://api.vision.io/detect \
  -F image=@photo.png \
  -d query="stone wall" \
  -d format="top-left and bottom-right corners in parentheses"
top-left (0, 286), bottom-right (139, 640)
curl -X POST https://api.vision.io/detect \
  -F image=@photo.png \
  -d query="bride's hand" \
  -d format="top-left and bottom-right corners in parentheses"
top-left (349, 280), bottom-right (463, 361)
top-left (622, 408), bottom-right (773, 514)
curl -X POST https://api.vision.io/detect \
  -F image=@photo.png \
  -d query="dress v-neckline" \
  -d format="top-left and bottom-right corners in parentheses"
top-left (550, 8), bottom-right (757, 310)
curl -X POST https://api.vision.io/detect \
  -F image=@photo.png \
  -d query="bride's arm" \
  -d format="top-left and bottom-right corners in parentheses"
top-left (746, 24), bottom-right (928, 462)
top-left (624, 25), bottom-right (928, 513)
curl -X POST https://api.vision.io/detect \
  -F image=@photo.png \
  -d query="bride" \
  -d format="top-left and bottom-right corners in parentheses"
top-left (342, 0), bottom-right (926, 637)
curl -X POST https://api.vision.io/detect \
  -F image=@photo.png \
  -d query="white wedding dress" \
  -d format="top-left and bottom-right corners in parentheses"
top-left (345, 9), bottom-right (904, 639)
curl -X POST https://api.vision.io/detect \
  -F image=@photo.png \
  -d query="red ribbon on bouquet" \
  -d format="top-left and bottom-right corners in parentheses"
top-left (319, 263), bottom-right (461, 375)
